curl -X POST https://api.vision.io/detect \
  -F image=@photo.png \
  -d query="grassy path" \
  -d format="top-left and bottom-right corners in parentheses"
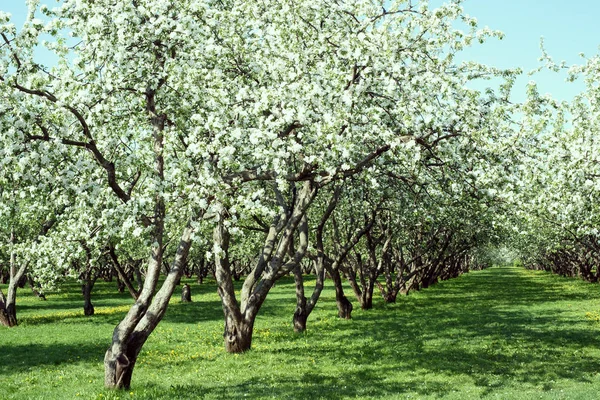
top-left (2, 266), bottom-right (600, 399)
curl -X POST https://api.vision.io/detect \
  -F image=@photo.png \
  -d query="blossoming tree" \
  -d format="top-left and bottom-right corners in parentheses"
top-left (0, 0), bottom-right (517, 390)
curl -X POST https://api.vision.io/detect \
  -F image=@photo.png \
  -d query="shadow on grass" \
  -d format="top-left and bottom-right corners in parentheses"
top-left (144, 268), bottom-right (600, 398)
top-left (0, 342), bottom-right (107, 374)
top-left (137, 369), bottom-right (455, 400)
top-left (253, 267), bottom-right (600, 397)
top-left (12, 278), bottom-right (225, 327)
top-left (163, 299), bottom-right (224, 324)
top-left (4, 267), bottom-right (600, 399)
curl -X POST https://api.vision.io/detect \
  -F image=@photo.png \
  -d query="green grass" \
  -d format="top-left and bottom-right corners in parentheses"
top-left (3, 266), bottom-right (600, 399)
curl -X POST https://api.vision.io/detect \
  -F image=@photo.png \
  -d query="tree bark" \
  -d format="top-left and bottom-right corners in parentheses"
top-left (214, 181), bottom-right (316, 352)
top-left (293, 188), bottom-right (339, 333)
top-left (330, 267), bottom-right (353, 319)
top-left (104, 224), bottom-right (194, 389)
top-left (80, 242), bottom-right (97, 316)
top-left (83, 280), bottom-right (95, 316)
top-left (104, 86), bottom-right (196, 389)
top-left (0, 288), bottom-right (17, 327)
top-left (104, 239), bottom-right (165, 389)
top-left (362, 279), bottom-right (374, 310)
top-left (0, 239), bottom-right (27, 327)
top-left (292, 265), bottom-right (309, 333)
top-left (181, 284), bottom-right (191, 302)
top-left (224, 315), bottom-right (254, 353)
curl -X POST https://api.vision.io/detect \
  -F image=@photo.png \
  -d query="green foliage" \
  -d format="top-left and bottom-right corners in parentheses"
top-left (3, 267), bottom-right (600, 399)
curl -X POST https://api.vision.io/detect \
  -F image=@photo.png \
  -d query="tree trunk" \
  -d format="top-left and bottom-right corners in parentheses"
top-left (291, 188), bottom-right (338, 334)
top-left (0, 250), bottom-right (27, 327)
top-left (337, 294), bottom-right (353, 319)
top-left (104, 95), bottom-right (192, 388)
top-left (330, 267), bottom-right (352, 319)
top-left (134, 264), bottom-right (144, 291)
top-left (291, 250), bottom-right (324, 334)
top-left (80, 242), bottom-right (97, 316)
top-left (196, 258), bottom-right (206, 284)
top-left (224, 316), bottom-right (254, 353)
top-left (104, 336), bottom-right (141, 390)
top-left (214, 218), bottom-right (255, 353)
top-left (376, 281), bottom-right (398, 303)
top-left (386, 290), bottom-right (398, 303)
top-left (0, 289), bottom-right (17, 327)
top-left (294, 256), bottom-right (325, 332)
top-left (213, 182), bottom-right (316, 352)
top-left (83, 282), bottom-right (95, 316)
top-left (362, 280), bottom-right (374, 310)
top-left (116, 277), bottom-right (125, 293)
top-left (293, 307), bottom-right (308, 333)
top-left (360, 269), bottom-right (377, 310)
top-left (293, 265), bottom-right (308, 333)
top-left (108, 246), bottom-right (140, 300)
top-left (181, 284), bottom-right (191, 302)
top-left (104, 245), bottom-right (164, 390)
top-left (104, 224), bottom-right (194, 389)
top-left (16, 274), bottom-right (27, 288)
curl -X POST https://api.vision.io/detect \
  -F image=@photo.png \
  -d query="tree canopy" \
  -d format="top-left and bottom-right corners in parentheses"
top-left (1, 0), bottom-right (598, 391)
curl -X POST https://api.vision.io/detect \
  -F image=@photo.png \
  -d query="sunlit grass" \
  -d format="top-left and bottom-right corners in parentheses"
top-left (3, 267), bottom-right (600, 399)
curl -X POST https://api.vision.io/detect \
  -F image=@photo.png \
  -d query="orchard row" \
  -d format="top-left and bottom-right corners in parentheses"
top-left (0, 0), bottom-right (597, 390)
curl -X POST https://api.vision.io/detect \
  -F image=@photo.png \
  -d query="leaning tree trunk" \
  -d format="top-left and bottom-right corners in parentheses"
top-left (104, 224), bottom-right (194, 389)
top-left (108, 246), bottom-right (140, 300)
top-left (215, 182), bottom-right (316, 351)
top-left (104, 229), bottom-right (165, 389)
top-left (104, 87), bottom-right (197, 389)
top-left (28, 275), bottom-right (46, 300)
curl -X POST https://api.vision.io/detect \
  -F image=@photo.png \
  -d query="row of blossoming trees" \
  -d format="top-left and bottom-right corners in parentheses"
top-left (507, 58), bottom-right (600, 281)
top-left (0, 0), bottom-right (524, 390)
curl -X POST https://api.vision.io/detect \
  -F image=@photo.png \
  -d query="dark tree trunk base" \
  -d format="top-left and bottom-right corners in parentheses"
top-left (181, 284), bottom-right (191, 302)
top-left (0, 309), bottom-right (17, 327)
top-left (0, 290), bottom-right (17, 327)
top-left (382, 292), bottom-right (398, 303)
top-left (84, 302), bottom-right (95, 316)
top-left (293, 309), bottom-right (308, 333)
top-left (105, 349), bottom-right (136, 390)
top-left (224, 320), bottom-right (253, 353)
top-left (83, 283), bottom-right (95, 316)
top-left (337, 296), bottom-right (353, 319)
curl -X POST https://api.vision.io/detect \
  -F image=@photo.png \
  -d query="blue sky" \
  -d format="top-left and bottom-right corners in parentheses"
top-left (430, 0), bottom-right (600, 101)
top-left (2, 0), bottom-right (599, 101)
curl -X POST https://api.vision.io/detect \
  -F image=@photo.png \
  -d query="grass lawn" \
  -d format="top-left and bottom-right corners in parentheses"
top-left (2, 266), bottom-right (600, 399)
